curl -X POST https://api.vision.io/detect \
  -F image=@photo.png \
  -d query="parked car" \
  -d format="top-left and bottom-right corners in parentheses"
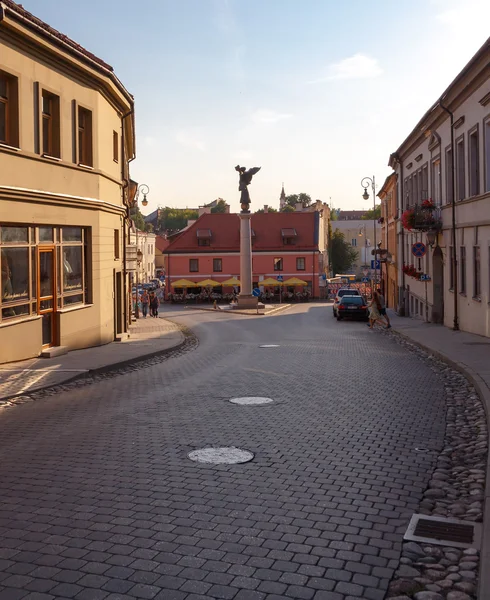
top-left (336, 295), bottom-right (369, 321)
top-left (333, 288), bottom-right (361, 316)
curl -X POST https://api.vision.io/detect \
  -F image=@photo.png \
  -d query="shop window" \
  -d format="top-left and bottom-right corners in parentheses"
top-left (78, 106), bottom-right (93, 167)
top-left (42, 90), bottom-right (61, 158)
top-left (62, 226), bottom-right (82, 242)
top-left (1, 247), bottom-right (29, 303)
top-left (0, 70), bottom-right (19, 147)
top-left (63, 246), bottom-right (83, 293)
top-left (1, 226), bottom-right (28, 243)
top-left (39, 227), bottom-right (53, 243)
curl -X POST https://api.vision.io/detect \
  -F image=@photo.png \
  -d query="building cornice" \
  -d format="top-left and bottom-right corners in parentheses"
top-left (0, 185), bottom-right (126, 216)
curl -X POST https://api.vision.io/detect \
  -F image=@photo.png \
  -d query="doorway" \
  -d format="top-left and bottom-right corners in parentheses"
top-left (432, 246), bottom-right (444, 324)
top-left (38, 247), bottom-right (57, 347)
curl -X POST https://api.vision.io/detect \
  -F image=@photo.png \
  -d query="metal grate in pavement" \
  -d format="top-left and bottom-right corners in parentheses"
top-left (404, 514), bottom-right (481, 549)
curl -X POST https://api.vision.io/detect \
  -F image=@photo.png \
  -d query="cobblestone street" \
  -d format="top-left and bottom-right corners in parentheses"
top-left (0, 305), bottom-right (448, 600)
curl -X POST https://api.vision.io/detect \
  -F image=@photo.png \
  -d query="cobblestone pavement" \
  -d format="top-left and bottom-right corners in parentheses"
top-left (0, 304), bottom-right (448, 600)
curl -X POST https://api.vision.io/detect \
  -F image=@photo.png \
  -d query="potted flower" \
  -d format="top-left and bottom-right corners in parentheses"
top-left (421, 198), bottom-right (435, 211)
top-left (401, 209), bottom-right (415, 231)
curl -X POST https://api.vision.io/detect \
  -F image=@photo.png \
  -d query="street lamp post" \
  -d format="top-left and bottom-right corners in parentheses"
top-left (361, 176), bottom-right (380, 296)
top-left (358, 224), bottom-right (368, 269)
top-left (132, 184), bottom-right (149, 319)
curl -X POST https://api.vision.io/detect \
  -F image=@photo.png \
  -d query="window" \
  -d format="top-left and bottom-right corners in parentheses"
top-left (0, 225), bottom-right (89, 322)
top-left (460, 246), bottom-right (466, 294)
top-left (213, 258), bottom-right (222, 272)
top-left (296, 257), bottom-right (305, 271)
top-left (189, 259), bottom-right (199, 272)
top-left (113, 130), bottom-right (118, 162)
top-left (274, 258), bottom-right (283, 271)
top-left (0, 70), bottom-right (19, 147)
top-left (78, 106), bottom-right (93, 166)
top-left (431, 159), bottom-right (441, 205)
top-left (473, 247), bottom-right (480, 298)
top-left (485, 119), bottom-right (490, 192)
top-left (456, 137), bottom-right (465, 201)
top-left (422, 164), bottom-right (428, 200)
top-left (197, 238), bottom-right (210, 247)
top-left (449, 246), bottom-right (454, 290)
top-left (469, 128), bottom-right (480, 197)
top-left (283, 237), bottom-right (296, 245)
top-left (42, 90), bottom-right (60, 157)
top-left (114, 229), bottom-right (120, 259)
top-left (445, 147), bottom-right (454, 204)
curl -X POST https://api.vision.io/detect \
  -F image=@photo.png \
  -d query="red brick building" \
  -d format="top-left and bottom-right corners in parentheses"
top-left (164, 212), bottom-right (323, 297)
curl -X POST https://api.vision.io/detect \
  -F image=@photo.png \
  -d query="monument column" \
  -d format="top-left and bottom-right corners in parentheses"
top-left (237, 212), bottom-right (256, 307)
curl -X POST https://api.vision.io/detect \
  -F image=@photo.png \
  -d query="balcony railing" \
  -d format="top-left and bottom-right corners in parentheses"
top-left (401, 203), bottom-right (442, 232)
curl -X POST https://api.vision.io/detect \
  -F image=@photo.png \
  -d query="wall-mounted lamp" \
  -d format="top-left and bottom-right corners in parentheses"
top-left (426, 230), bottom-right (437, 248)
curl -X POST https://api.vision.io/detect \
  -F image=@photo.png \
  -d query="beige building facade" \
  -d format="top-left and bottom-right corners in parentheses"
top-left (0, 1), bottom-right (135, 363)
top-left (332, 219), bottom-right (372, 279)
top-left (389, 37), bottom-right (490, 336)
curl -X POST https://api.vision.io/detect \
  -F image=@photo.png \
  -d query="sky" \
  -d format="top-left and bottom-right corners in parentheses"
top-left (20, 0), bottom-right (490, 214)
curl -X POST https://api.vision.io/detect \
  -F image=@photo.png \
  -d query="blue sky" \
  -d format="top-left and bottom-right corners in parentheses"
top-left (20, 0), bottom-right (490, 213)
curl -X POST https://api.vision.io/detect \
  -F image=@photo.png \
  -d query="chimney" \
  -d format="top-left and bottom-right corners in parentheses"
top-left (295, 202), bottom-right (303, 212)
top-left (198, 206), bottom-right (211, 216)
top-left (264, 205), bottom-right (268, 213)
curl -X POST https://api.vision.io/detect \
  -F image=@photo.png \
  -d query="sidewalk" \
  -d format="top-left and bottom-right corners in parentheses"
top-left (388, 310), bottom-right (490, 600)
top-left (0, 315), bottom-right (184, 400)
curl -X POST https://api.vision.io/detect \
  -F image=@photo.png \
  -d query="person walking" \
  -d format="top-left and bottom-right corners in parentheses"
top-left (377, 288), bottom-right (391, 329)
top-left (150, 292), bottom-right (160, 318)
top-left (141, 290), bottom-right (149, 318)
top-left (367, 290), bottom-right (386, 329)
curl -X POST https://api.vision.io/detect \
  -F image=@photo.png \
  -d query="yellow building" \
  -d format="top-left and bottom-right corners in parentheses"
top-left (0, 0), bottom-right (135, 362)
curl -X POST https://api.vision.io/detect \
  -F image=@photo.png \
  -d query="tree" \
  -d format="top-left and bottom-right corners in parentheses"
top-left (280, 205), bottom-right (295, 213)
top-left (329, 230), bottom-right (358, 275)
top-left (157, 207), bottom-right (199, 233)
top-left (330, 209), bottom-right (339, 221)
top-left (283, 193), bottom-right (312, 210)
top-left (210, 199), bottom-right (228, 213)
top-left (130, 206), bottom-right (151, 232)
top-left (255, 207), bottom-right (278, 213)
top-left (361, 204), bottom-right (381, 220)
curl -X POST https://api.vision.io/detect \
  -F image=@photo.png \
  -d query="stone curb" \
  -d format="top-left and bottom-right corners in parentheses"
top-left (0, 322), bottom-right (193, 403)
top-left (392, 326), bottom-right (490, 600)
top-left (188, 304), bottom-right (292, 317)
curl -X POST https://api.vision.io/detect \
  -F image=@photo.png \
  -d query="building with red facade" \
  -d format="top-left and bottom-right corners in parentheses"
top-left (164, 211), bottom-right (326, 298)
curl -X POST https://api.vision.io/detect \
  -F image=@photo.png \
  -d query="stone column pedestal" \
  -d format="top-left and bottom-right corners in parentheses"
top-left (237, 212), bottom-right (258, 309)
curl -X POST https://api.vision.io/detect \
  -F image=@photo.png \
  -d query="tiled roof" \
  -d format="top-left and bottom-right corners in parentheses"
top-left (165, 212), bottom-right (317, 253)
top-left (155, 236), bottom-right (170, 253)
top-left (2, 0), bottom-right (113, 71)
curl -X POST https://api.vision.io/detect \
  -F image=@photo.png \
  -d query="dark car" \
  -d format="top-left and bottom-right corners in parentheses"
top-left (336, 295), bottom-right (369, 321)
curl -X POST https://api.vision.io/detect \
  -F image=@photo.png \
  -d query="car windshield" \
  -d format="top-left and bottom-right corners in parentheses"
top-left (338, 289), bottom-right (359, 297)
top-left (341, 297), bottom-right (363, 305)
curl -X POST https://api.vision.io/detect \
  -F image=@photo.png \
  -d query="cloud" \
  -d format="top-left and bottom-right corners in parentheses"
top-left (175, 130), bottom-right (206, 152)
top-left (311, 53), bottom-right (383, 83)
top-left (251, 109), bottom-right (293, 124)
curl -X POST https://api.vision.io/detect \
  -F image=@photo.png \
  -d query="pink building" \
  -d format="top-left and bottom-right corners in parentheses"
top-left (164, 212), bottom-right (322, 297)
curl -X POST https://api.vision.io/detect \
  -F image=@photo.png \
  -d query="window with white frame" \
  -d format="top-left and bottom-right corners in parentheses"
top-left (456, 137), bottom-right (465, 201)
top-left (431, 158), bottom-right (441, 205)
top-left (445, 147), bottom-right (454, 204)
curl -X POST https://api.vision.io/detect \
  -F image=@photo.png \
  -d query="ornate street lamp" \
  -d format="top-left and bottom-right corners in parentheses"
top-left (132, 184), bottom-right (150, 318)
top-left (360, 176), bottom-right (380, 294)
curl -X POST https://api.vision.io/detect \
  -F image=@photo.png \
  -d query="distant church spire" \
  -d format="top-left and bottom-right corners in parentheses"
top-left (280, 183), bottom-right (286, 209)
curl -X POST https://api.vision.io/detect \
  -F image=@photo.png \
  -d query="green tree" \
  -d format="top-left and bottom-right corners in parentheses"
top-left (130, 206), bottom-right (150, 232)
top-left (329, 230), bottom-right (358, 275)
top-left (280, 205), bottom-right (295, 213)
top-left (210, 199), bottom-right (228, 213)
top-left (255, 207), bottom-right (278, 213)
top-left (157, 207), bottom-right (199, 233)
top-left (283, 193), bottom-right (312, 210)
top-left (361, 204), bottom-right (381, 220)
top-left (330, 209), bottom-right (339, 221)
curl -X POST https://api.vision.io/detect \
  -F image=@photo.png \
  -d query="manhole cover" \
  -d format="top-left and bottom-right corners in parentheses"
top-left (230, 397), bottom-right (273, 405)
top-left (188, 447), bottom-right (254, 464)
top-left (404, 514), bottom-right (481, 549)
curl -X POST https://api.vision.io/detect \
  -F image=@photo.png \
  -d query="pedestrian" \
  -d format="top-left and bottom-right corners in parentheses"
top-left (377, 288), bottom-right (391, 329)
top-left (367, 290), bottom-right (385, 329)
top-left (141, 290), bottom-right (149, 318)
top-left (150, 292), bottom-right (160, 318)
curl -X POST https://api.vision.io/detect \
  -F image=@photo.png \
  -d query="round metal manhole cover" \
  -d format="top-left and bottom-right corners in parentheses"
top-left (259, 345), bottom-right (279, 348)
top-left (188, 447), bottom-right (254, 464)
top-left (230, 397), bottom-right (274, 406)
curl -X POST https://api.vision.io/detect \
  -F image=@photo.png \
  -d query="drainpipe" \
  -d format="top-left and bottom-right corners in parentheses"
top-left (439, 98), bottom-right (459, 331)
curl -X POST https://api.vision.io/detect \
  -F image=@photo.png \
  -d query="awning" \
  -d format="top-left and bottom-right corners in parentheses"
top-left (171, 279), bottom-right (197, 287)
top-left (196, 229), bottom-right (212, 239)
top-left (221, 277), bottom-right (241, 286)
top-left (260, 277), bottom-right (283, 286)
top-left (283, 277), bottom-right (308, 286)
top-left (196, 279), bottom-right (221, 287)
